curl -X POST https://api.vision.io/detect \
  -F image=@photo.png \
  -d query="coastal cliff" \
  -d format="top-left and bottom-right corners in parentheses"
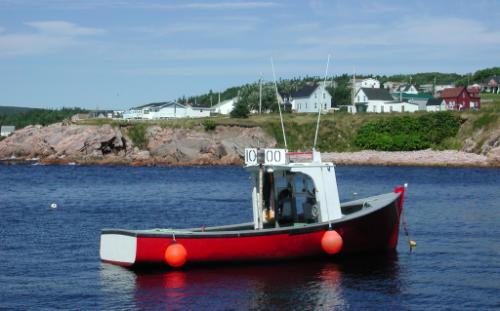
top-left (0, 123), bottom-right (276, 165)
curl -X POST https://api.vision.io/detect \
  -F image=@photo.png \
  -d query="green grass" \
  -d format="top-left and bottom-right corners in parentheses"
top-left (480, 93), bottom-right (500, 112)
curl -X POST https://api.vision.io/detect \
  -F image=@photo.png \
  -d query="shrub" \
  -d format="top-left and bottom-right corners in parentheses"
top-left (202, 119), bottom-right (217, 131)
top-left (354, 112), bottom-right (460, 151)
top-left (127, 123), bottom-right (148, 149)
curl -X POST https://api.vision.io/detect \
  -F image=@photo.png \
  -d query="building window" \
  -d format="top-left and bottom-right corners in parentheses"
top-left (314, 103), bottom-right (317, 109)
top-left (323, 93), bottom-right (325, 99)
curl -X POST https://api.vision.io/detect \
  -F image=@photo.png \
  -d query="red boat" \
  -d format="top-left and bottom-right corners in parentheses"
top-left (100, 148), bottom-right (405, 268)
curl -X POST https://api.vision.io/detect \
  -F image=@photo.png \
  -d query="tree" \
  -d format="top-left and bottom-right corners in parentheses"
top-left (230, 101), bottom-right (250, 118)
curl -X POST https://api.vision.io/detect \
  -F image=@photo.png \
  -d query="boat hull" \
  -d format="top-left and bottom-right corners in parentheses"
top-left (101, 187), bottom-right (404, 268)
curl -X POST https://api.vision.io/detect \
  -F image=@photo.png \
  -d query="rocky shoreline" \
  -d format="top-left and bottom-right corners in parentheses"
top-left (1, 123), bottom-right (499, 168)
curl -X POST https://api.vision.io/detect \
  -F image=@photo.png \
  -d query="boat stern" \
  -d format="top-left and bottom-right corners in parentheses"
top-left (100, 231), bottom-right (137, 267)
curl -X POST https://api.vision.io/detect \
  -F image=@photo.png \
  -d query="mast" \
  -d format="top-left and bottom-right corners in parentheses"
top-left (314, 54), bottom-right (331, 150)
top-left (352, 67), bottom-right (356, 114)
top-left (271, 58), bottom-right (288, 150)
top-left (259, 73), bottom-right (263, 114)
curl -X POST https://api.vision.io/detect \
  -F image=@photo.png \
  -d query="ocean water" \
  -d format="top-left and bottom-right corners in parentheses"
top-left (0, 164), bottom-right (499, 310)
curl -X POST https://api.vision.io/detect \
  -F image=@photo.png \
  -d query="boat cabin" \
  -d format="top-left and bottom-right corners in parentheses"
top-left (245, 148), bottom-right (342, 230)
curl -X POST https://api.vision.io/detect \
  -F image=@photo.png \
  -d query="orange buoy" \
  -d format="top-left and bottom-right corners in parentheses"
top-left (164, 243), bottom-right (188, 268)
top-left (321, 230), bottom-right (343, 255)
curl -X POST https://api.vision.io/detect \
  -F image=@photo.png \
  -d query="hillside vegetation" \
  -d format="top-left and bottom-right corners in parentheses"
top-left (0, 107), bottom-right (87, 128)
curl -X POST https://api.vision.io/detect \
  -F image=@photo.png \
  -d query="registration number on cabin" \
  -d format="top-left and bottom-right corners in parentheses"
top-left (245, 148), bottom-right (288, 165)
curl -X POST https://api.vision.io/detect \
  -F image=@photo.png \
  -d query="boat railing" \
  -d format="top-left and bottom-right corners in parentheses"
top-left (287, 151), bottom-right (313, 163)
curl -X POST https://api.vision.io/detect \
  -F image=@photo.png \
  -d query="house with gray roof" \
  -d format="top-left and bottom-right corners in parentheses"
top-left (285, 83), bottom-right (333, 113)
top-left (484, 76), bottom-right (500, 93)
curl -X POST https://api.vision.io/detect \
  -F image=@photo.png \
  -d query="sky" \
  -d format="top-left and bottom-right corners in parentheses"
top-left (1, 0), bottom-right (499, 109)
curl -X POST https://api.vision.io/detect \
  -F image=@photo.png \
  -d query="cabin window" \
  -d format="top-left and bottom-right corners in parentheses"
top-left (262, 171), bottom-right (320, 227)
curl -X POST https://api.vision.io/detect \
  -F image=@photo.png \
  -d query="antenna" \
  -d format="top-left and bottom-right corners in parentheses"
top-left (314, 54), bottom-right (331, 150)
top-left (271, 58), bottom-right (288, 150)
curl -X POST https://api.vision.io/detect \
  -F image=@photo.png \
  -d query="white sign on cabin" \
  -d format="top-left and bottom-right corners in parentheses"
top-left (245, 148), bottom-right (288, 166)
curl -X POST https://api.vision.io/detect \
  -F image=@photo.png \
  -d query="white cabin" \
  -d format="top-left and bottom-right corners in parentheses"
top-left (245, 148), bottom-right (342, 229)
top-left (123, 102), bottom-right (211, 119)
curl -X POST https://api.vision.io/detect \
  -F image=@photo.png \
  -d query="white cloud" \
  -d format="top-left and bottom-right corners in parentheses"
top-left (154, 48), bottom-right (267, 60)
top-left (160, 2), bottom-right (278, 9)
top-left (135, 19), bottom-right (258, 36)
top-left (0, 0), bottom-right (278, 10)
top-left (293, 17), bottom-right (500, 48)
top-left (0, 21), bottom-right (105, 57)
top-left (26, 21), bottom-right (105, 36)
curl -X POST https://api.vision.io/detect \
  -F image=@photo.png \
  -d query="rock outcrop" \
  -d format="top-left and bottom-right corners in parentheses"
top-left (145, 125), bottom-right (272, 165)
top-left (0, 122), bottom-right (498, 167)
top-left (0, 123), bottom-right (276, 165)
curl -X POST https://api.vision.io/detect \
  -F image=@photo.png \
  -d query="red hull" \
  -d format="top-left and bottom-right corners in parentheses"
top-left (102, 188), bottom-right (404, 267)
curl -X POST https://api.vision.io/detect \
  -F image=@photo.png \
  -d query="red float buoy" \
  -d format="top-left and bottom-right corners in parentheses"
top-left (321, 230), bottom-right (343, 255)
top-left (164, 242), bottom-right (188, 268)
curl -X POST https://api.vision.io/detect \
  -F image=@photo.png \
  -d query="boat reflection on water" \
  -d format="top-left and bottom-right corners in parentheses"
top-left (100, 252), bottom-right (401, 310)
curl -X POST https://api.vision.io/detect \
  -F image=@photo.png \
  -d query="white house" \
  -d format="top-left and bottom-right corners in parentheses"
top-left (211, 97), bottom-right (238, 115)
top-left (123, 102), bottom-right (211, 120)
top-left (425, 98), bottom-right (447, 112)
top-left (287, 83), bottom-right (333, 113)
top-left (351, 78), bottom-right (380, 92)
top-left (396, 84), bottom-right (418, 94)
top-left (383, 81), bottom-right (401, 92)
top-left (0, 125), bottom-right (15, 137)
top-left (351, 88), bottom-right (419, 113)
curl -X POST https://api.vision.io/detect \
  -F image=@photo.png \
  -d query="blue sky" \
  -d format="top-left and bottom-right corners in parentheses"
top-left (1, 0), bottom-right (499, 109)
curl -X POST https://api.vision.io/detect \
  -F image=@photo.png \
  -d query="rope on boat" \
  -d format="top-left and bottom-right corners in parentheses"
top-left (401, 206), bottom-right (416, 252)
top-left (172, 232), bottom-right (176, 242)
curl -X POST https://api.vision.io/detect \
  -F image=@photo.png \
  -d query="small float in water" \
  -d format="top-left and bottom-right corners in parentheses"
top-left (100, 148), bottom-right (406, 268)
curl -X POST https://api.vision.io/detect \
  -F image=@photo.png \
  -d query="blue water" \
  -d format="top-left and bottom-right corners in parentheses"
top-left (0, 164), bottom-right (499, 310)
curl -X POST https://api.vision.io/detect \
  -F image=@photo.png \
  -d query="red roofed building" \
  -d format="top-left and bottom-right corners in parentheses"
top-left (440, 87), bottom-right (480, 110)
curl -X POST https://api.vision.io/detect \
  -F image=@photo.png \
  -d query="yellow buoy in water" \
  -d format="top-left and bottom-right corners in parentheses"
top-left (409, 240), bottom-right (417, 248)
